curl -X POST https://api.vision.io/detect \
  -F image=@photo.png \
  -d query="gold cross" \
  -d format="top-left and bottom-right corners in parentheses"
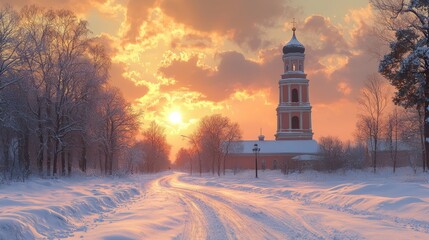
top-left (292, 18), bottom-right (297, 31)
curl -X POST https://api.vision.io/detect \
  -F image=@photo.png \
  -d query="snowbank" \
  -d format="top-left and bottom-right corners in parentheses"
top-left (0, 174), bottom-right (161, 239)
top-left (180, 168), bottom-right (429, 236)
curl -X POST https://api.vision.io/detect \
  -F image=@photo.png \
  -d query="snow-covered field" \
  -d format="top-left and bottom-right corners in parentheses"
top-left (1, 168), bottom-right (429, 239)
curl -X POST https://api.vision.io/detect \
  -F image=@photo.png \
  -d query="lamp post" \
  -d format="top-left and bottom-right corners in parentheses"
top-left (181, 135), bottom-right (202, 177)
top-left (252, 143), bottom-right (260, 178)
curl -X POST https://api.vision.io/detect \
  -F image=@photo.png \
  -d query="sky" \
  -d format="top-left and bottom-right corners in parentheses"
top-left (2, 0), bottom-right (382, 159)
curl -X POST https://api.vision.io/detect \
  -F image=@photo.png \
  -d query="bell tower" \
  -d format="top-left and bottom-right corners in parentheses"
top-left (275, 24), bottom-right (313, 140)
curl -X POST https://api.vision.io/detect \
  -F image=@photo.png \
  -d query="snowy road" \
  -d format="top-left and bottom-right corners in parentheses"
top-left (154, 174), bottom-right (322, 239)
top-left (155, 173), bottom-right (429, 240)
top-left (2, 170), bottom-right (429, 239)
top-left (76, 172), bottom-right (429, 239)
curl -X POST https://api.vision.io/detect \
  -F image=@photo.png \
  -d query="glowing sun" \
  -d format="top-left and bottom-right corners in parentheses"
top-left (169, 111), bottom-right (182, 124)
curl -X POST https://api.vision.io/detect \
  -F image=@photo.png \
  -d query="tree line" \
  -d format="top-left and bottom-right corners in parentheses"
top-left (0, 5), bottom-right (171, 182)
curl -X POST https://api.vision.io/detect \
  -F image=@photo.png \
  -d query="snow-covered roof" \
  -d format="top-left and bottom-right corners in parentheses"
top-left (230, 140), bottom-right (320, 155)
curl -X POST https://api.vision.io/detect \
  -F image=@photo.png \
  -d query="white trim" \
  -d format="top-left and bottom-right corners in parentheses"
top-left (279, 79), bottom-right (309, 84)
top-left (277, 106), bottom-right (312, 112)
top-left (230, 140), bottom-right (319, 155)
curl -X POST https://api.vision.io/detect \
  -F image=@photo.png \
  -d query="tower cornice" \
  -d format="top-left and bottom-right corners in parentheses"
top-left (279, 78), bottom-right (309, 84)
top-left (281, 73), bottom-right (307, 79)
top-left (277, 105), bottom-right (312, 112)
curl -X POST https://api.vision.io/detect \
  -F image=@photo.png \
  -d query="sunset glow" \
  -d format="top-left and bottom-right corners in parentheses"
top-left (169, 111), bottom-right (182, 125)
top-left (2, 0), bottom-right (375, 158)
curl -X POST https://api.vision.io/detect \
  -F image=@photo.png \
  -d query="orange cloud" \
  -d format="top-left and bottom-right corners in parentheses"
top-left (171, 33), bottom-right (213, 50)
top-left (109, 62), bottom-right (149, 102)
top-left (0, 0), bottom-right (108, 14)
top-left (122, 0), bottom-right (157, 44)
top-left (159, 51), bottom-right (282, 101)
top-left (160, 0), bottom-right (293, 50)
top-left (337, 82), bottom-right (352, 96)
top-left (302, 15), bottom-right (349, 55)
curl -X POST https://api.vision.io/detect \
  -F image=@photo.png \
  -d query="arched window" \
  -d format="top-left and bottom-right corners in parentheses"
top-left (292, 63), bottom-right (296, 71)
top-left (285, 64), bottom-right (289, 71)
top-left (292, 89), bottom-right (299, 102)
top-left (299, 63), bottom-right (303, 71)
top-left (292, 116), bottom-right (299, 129)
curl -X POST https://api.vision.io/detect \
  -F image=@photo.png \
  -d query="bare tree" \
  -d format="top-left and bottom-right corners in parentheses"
top-left (343, 141), bottom-right (366, 170)
top-left (76, 43), bottom-right (110, 173)
top-left (0, 7), bottom-right (23, 179)
top-left (181, 134), bottom-right (202, 176)
top-left (0, 5), bottom-right (22, 91)
top-left (175, 147), bottom-right (194, 174)
top-left (0, 83), bottom-right (32, 181)
top-left (222, 122), bottom-right (242, 175)
top-left (123, 141), bottom-right (145, 174)
top-left (141, 121), bottom-right (171, 173)
top-left (97, 87), bottom-right (139, 175)
top-left (401, 107), bottom-right (425, 171)
top-left (385, 107), bottom-right (404, 172)
top-left (357, 74), bottom-right (389, 173)
top-left (319, 136), bottom-right (344, 171)
top-left (194, 114), bottom-right (242, 176)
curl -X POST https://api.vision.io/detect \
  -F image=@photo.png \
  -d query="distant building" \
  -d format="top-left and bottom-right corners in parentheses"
top-left (226, 139), bottom-right (320, 172)
top-left (227, 25), bottom-right (320, 172)
top-left (368, 139), bottom-right (418, 168)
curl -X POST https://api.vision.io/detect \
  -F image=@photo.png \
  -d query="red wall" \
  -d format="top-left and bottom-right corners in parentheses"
top-left (302, 112), bottom-right (310, 129)
top-left (281, 113), bottom-right (289, 130)
top-left (282, 85), bottom-right (288, 103)
top-left (225, 154), bottom-right (308, 172)
top-left (302, 86), bottom-right (308, 102)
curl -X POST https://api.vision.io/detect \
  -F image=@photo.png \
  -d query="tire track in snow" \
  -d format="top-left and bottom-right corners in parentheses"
top-left (192, 178), bottom-right (429, 236)
top-left (158, 176), bottom-right (273, 239)
top-left (158, 174), bottom-right (325, 239)
top-left (153, 177), bottom-right (209, 240)
top-left (177, 174), bottom-right (429, 239)
top-left (179, 192), bottom-right (229, 240)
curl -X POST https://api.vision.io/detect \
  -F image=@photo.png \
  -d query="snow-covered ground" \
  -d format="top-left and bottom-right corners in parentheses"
top-left (1, 168), bottom-right (429, 239)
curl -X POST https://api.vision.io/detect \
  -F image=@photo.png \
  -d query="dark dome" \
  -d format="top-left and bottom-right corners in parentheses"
top-left (283, 29), bottom-right (305, 54)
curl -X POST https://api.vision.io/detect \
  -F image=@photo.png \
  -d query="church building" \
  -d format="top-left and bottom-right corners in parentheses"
top-left (227, 26), bottom-right (320, 172)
